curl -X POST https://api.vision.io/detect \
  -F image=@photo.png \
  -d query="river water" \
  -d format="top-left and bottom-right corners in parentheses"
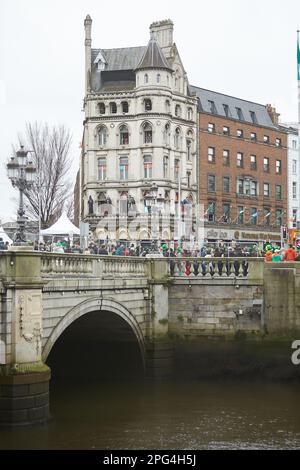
top-left (1, 379), bottom-right (300, 449)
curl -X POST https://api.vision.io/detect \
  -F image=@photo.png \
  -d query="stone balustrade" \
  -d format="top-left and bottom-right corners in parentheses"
top-left (0, 251), bottom-right (264, 282)
top-left (102, 257), bottom-right (147, 277)
top-left (39, 253), bottom-right (148, 278)
top-left (168, 257), bottom-right (264, 279)
top-left (41, 253), bottom-right (94, 277)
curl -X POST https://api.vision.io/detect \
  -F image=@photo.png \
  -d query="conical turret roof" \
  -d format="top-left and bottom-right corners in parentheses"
top-left (135, 34), bottom-right (172, 72)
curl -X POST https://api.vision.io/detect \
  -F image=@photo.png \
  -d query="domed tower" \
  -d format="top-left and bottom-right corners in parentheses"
top-left (135, 33), bottom-right (173, 89)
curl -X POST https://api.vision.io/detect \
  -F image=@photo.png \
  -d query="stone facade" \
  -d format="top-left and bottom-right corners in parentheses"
top-left (81, 17), bottom-right (197, 243)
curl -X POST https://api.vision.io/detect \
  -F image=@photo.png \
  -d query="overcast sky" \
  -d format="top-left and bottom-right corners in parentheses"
top-left (0, 0), bottom-right (299, 223)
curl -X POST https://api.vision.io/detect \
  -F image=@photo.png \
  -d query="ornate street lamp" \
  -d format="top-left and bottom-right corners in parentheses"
top-left (7, 146), bottom-right (37, 245)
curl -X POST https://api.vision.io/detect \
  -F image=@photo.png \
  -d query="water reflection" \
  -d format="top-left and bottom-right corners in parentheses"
top-left (1, 379), bottom-right (300, 449)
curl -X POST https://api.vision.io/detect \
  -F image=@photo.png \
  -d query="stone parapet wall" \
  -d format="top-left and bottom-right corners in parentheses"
top-left (169, 280), bottom-right (263, 338)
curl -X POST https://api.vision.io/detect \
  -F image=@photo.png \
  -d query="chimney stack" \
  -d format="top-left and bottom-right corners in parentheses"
top-left (84, 15), bottom-right (92, 94)
top-left (266, 103), bottom-right (280, 126)
top-left (150, 19), bottom-right (174, 58)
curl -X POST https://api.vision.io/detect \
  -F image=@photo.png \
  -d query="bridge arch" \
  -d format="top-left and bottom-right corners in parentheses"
top-left (42, 296), bottom-right (146, 369)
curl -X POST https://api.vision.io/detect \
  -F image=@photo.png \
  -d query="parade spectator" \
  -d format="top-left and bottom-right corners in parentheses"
top-left (264, 248), bottom-right (273, 262)
top-left (98, 244), bottom-right (108, 255)
top-left (284, 244), bottom-right (297, 261)
top-left (272, 249), bottom-right (281, 262)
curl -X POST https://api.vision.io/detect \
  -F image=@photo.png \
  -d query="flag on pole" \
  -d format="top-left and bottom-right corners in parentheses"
top-left (204, 203), bottom-right (214, 215)
top-left (298, 30), bottom-right (300, 81)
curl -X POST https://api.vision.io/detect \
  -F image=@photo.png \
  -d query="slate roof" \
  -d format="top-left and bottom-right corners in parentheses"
top-left (92, 47), bottom-right (146, 71)
top-left (135, 36), bottom-right (172, 71)
top-left (191, 86), bottom-right (277, 129)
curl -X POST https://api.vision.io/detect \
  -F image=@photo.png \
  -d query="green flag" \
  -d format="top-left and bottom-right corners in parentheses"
top-left (298, 31), bottom-right (300, 80)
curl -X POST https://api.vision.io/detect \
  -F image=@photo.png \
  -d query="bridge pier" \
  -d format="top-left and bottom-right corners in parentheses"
top-left (0, 249), bottom-right (50, 426)
top-left (145, 260), bottom-right (174, 379)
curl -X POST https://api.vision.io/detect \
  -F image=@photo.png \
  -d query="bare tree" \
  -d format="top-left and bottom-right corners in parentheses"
top-left (65, 194), bottom-right (74, 222)
top-left (15, 122), bottom-right (72, 228)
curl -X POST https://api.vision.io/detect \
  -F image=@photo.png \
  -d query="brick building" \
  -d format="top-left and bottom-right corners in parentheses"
top-left (191, 86), bottom-right (288, 247)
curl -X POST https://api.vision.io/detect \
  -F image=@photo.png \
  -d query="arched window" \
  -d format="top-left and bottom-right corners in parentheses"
top-left (143, 155), bottom-right (152, 179)
top-left (187, 107), bottom-right (193, 120)
top-left (144, 74), bottom-right (148, 84)
top-left (165, 100), bottom-right (170, 113)
top-left (119, 157), bottom-right (128, 181)
top-left (175, 104), bottom-right (181, 117)
top-left (97, 158), bottom-right (106, 181)
top-left (98, 102), bottom-right (105, 115)
top-left (122, 101), bottom-right (129, 113)
top-left (110, 102), bottom-right (117, 114)
top-left (157, 73), bottom-right (161, 83)
top-left (143, 122), bottom-right (153, 144)
top-left (97, 126), bottom-right (107, 146)
top-left (163, 123), bottom-right (170, 145)
top-left (175, 127), bottom-right (181, 149)
top-left (144, 99), bottom-right (152, 111)
top-left (120, 125), bottom-right (129, 145)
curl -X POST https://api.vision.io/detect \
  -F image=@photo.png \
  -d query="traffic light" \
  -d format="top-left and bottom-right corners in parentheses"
top-left (281, 226), bottom-right (287, 240)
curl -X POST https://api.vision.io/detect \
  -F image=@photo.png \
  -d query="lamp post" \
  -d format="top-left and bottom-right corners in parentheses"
top-left (7, 146), bottom-right (37, 245)
top-left (178, 176), bottom-right (189, 243)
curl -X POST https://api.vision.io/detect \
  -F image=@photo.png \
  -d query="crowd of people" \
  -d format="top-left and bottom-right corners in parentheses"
top-left (263, 242), bottom-right (300, 262)
top-left (1, 236), bottom-right (300, 262)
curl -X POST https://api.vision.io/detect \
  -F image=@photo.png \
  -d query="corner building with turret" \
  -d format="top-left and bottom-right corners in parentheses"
top-left (80, 16), bottom-right (197, 244)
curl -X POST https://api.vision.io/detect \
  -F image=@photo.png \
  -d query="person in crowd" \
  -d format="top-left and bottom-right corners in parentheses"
top-left (264, 247), bottom-right (273, 262)
top-left (284, 244), bottom-right (297, 262)
top-left (272, 249), bottom-right (281, 262)
top-left (115, 243), bottom-right (122, 256)
top-left (129, 244), bottom-right (135, 256)
top-left (0, 238), bottom-right (5, 250)
top-left (98, 244), bottom-right (108, 255)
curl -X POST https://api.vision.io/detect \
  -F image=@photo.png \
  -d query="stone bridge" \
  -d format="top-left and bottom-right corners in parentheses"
top-left (0, 249), bottom-right (300, 425)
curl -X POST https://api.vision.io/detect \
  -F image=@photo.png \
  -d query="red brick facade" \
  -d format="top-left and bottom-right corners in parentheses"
top-left (198, 113), bottom-right (288, 239)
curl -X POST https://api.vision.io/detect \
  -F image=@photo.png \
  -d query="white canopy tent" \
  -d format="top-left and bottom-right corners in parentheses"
top-left (41, 212), bottom-right (80, 237)
top-left (0, 226), bottom-right (13, 245)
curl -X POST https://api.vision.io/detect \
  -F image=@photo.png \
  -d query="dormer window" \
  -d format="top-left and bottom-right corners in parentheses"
top-left (110, 102), bottom-right (117, 114)
top-left (145, 99), bottom-right (152, 111)
top-left (208, 100), bottom-right (217, 114)
top-left (98, 103), bottom-right (105, 115)
top-left (236, 107), bottom-right (244, 120)
top-left (122, 101), bottom-right (129, 113)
